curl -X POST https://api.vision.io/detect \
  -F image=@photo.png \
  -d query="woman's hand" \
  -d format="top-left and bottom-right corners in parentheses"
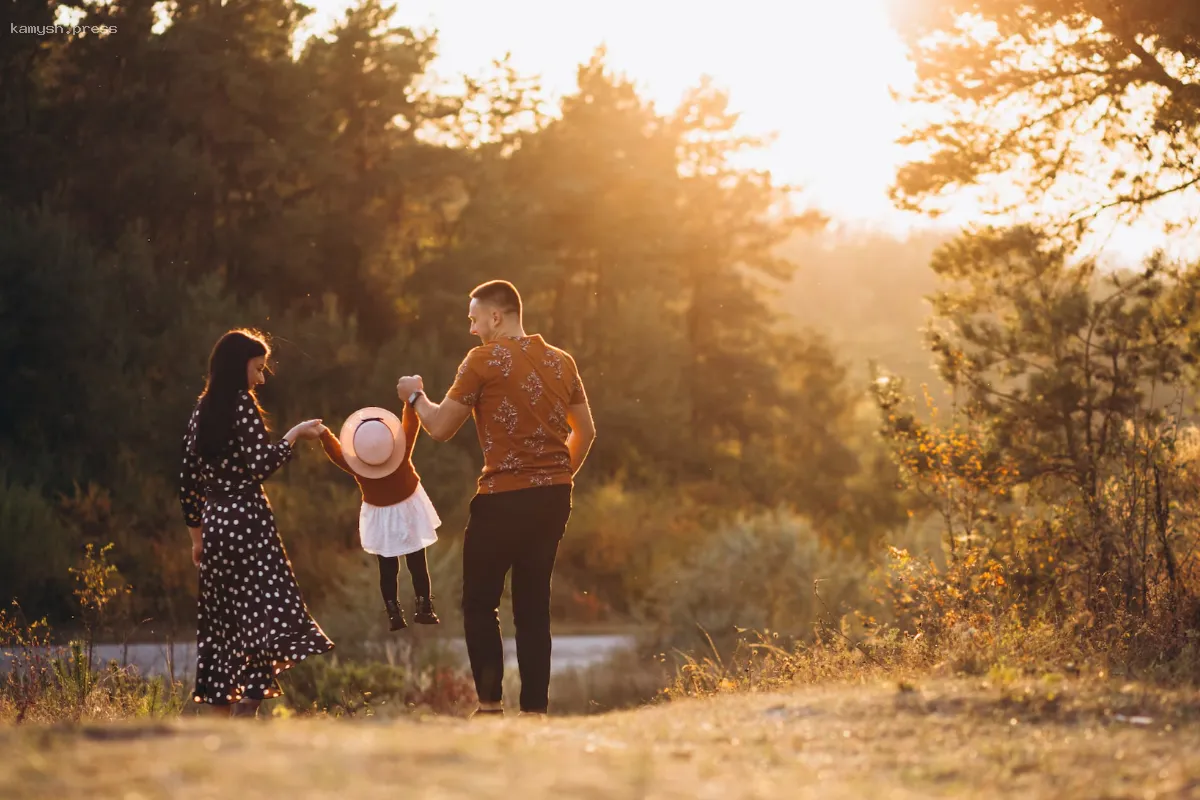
top-left (189, 526), bottom-right (202, 567)
top-left (285, 419), bottom-right (324, 443)
top-left (297, 419), bottom-right (325, 440)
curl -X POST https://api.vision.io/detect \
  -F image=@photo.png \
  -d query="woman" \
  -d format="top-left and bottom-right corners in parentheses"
top-left (179, 329), bottom-right (334, 717)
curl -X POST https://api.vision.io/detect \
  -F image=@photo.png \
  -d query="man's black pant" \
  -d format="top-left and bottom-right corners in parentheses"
top-left (462, 484), bottom-right (572, 712)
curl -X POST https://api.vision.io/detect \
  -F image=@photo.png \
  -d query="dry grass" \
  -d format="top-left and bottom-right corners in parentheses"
top-left (6, 605), bottom-right (1200, 798)
top-left (6, 544), bottom-right (1200, 798)
top-left (0, 638), bottom-right (189, 725)
top-left (3, 674), bottom-right (1198, 799)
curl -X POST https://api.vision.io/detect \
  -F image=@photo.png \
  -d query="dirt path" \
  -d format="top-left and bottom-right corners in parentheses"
top-left (3, 678), bottom-right (1198, 799)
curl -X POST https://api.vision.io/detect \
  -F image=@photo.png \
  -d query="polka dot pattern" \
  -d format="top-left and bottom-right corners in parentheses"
top-left (180, 391), bottom-right (334, 706)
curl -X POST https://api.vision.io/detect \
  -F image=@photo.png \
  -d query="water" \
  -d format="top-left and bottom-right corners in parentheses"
top-left (0, 634), bottom-right (636, 681)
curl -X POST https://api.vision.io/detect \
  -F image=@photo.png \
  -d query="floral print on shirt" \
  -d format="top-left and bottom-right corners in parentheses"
top-left (447, 335), bottom-right (588, 494)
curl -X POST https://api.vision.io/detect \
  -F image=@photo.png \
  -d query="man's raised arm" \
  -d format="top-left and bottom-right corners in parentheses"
top-left (396, 375), bottom-right (473, 443)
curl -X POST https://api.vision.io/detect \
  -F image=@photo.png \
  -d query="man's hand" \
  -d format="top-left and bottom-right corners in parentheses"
top-left (566, 402), bottom-right (597, 476)
top-left (396, 375), bottom-right (424, 400)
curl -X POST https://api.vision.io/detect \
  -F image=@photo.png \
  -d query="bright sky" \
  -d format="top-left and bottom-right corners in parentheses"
top-left (299, 0), bottom-right (1174, 263)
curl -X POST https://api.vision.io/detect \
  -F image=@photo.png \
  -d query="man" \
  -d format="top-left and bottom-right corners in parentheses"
top-left (396, 280), bottom-right (596, 716)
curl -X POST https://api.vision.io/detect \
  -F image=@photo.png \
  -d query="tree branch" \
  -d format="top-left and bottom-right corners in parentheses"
top-left (1067, 173), bottom-right (1200, 224)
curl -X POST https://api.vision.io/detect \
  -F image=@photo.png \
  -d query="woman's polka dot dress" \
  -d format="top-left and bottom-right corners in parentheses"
top-left (180, 391), bottom-right (334, 706)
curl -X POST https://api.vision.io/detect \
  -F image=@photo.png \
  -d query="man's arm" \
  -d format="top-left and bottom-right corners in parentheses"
top-left (412, 393), bottom-right (474, 442)
top-left (563, 357), bottom-right (595, 476)
top-left (565, 401), bottom-right (596, 475)
top-left (398, 354), bottom-right (481, 443)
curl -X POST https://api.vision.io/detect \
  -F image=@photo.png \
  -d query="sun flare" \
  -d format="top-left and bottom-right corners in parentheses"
top-left (298, 0), bottom-right (1172, 260)
top-left (303, 0), bottom-right (919, 226)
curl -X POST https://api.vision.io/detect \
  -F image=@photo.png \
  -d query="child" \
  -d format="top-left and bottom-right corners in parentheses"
top-left (319, 403), bottom-right (441, 631)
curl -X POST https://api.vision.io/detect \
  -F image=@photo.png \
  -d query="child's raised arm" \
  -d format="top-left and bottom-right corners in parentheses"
top-left (402, 400), bottom-right (420, 459)
top-left (319, 427), bottom-right (355, 475)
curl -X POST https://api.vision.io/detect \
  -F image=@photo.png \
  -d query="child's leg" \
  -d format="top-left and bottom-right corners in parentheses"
top-left (407, 549), bottom-right (439, 625)
top-left (377, 555), bottom-right (400, 604)
top-left (405, 549), bottom-right (432, 598)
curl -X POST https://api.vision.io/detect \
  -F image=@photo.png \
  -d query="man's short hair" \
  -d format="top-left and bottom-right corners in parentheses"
top-left (470, 280), bottom-right (523, 317)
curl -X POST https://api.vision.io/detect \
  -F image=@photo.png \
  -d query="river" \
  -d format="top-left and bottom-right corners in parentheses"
top-left (0, 634), bottom-right (637, 681)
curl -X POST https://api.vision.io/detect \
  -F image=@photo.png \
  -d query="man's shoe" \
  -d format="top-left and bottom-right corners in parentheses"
top-left (385, 600), bottom-right (407, 631)
top-left (413, 595), bottom-right (440, 625)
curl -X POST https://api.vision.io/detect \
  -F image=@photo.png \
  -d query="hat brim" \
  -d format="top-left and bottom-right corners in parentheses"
top-left (339, 407), bottom-right (406, 479)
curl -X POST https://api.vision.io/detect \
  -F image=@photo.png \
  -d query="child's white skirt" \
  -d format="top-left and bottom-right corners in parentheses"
top-left (359, 484), bottom-right (441, 558)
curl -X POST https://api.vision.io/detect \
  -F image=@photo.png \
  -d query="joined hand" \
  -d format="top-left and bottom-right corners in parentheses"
top-left (396, 375), bottom-right (424, 399)
top-left (287, 419), bottom-right (325, 443)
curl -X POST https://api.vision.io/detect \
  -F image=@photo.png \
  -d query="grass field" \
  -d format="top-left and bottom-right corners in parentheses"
top-left (4, 675), bottom-right (1198, 799)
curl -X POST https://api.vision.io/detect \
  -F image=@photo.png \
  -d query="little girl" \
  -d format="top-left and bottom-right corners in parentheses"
top-left (319, 402), bottom-right (441, 630)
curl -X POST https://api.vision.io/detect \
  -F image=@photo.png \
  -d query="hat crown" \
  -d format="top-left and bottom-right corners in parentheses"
top-left (353, 419), bottom-right (394, 465)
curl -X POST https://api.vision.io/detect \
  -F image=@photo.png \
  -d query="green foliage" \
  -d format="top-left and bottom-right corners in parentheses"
top-left (0, 604), bottom-right (188, 723)
top-left (871, 0), bottom-right (1200, 677)
top-left (69, 544), bottom-right (126, 631)
top-left (0, 477), bottom-right (81, 619)
top-left (277, 657), bottom-right (476, 718)
top-left (0, 3), bottom-right (893, 633)
top-left (641, 511), bottom-right (872, 656)
top-left (872, 225), bottom-right (1200, 665)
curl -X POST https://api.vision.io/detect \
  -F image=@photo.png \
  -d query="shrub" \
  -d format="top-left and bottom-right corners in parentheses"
top-left (0, 476), bottom-right (82, 620)
top-left (0, 603), bottom-right (188, 723)
top-left (641, 510), bottom-right (871, 656)
top-left (277, 657), bottom-right (476, 718)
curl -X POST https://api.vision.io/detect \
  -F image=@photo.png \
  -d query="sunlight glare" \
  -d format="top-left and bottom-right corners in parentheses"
top-left (297, 0), bottom-right (1171, 261)
top-left (303, 0), bottom-right (921, 228)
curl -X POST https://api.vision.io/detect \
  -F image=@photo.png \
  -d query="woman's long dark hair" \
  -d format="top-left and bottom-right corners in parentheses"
top-left (193, 330), bottom-right (270, 459)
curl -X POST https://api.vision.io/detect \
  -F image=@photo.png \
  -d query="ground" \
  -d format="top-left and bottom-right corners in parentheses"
top-left (3, 678), bottom-right (1198, 799)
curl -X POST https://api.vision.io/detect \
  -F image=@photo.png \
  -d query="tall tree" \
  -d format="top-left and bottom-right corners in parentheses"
top-left (408, 54), bottom-right (881, 530)
top-left (892, 1), bottom-right (1200, 233)
top-left (670, 78), bottom-right (823, 476)
top-left (26, 0), bottom-right (455, 339)
top-left (878, 224), bottom-right (1200, 616)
